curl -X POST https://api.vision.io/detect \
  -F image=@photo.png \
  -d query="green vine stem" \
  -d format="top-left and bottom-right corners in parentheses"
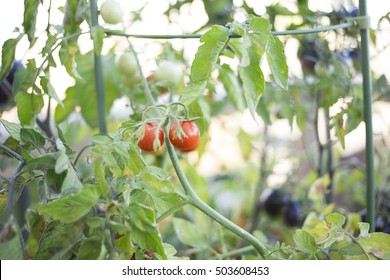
top-left (211, 245), bottom-right (255, 260)
top-left (156, 199), bottom-right (189, 223)
top-left (90, 0), bottom-right (107, 135)
top-left (164, 130), bottom-right (267, 258)
top-left (346, 232), bottom-right (370, 260)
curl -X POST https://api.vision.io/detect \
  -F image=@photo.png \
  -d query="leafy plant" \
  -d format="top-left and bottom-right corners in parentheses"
top-left (1, 0), bottom-right (389, 260)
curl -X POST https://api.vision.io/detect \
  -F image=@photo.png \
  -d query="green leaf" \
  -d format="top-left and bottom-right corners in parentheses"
top-left (188, 98), bottom-right (211, 137)
top-left (358, 222), bottom-right (370, 239)
top-left (148, 191), bottom-right (183, 216)
top-left (331, 111), bottom-right (346, 149)
top-left (93, 160), bottom-right (109, 199)
top-left (23, 0), bottom-right (40, 45)
top-left (91, 26), bottom-right (105, 55)
top-left (20, 127), bottom-right (46, 149)
top-left (325, 213), bottom-right (346, 229)
top-left (58, 52), bottom-right (121, 128)
top-left (59, 43), bottom-right (82, 80)
top-left (163, 243), bottom-right (189, 260)
top-left (139, 166), bottom-right (174, 192)
top-left (128, 203), bottom-right (167, 259)
top-left (0, 234), bottom-right (24, 260)
top-left (126, 148), bottom-right (145, 176)
top-left (228, 35), bottom-right (265, 119)
top-left (40, 75), bottom-right (64, 107)
top-left (54, 86), bottom-right (78, 123)
top-left (54, 150), bottom-right (69, 174)
top-left (256, 96), bottom-right (272, 124)
top-left (61, 166), bottom-right (85, 195)
top-left (293, 229), bottom-right (318, 254)
top-left (359, 232), bottom-right (390, 259)
top-left (34, 221), bottom-right (84, 259)
top-left (266, 36), bottom-right (289, 90)
top-left (238, 48), bottom-right (264, 119)
top-left (77, 236), bottom-right (107, 260)
top-left (173, 217), bottom-right (208, 248)
top-left (0, 119), bottom-right (21, 141)
top-left (12, 59), bottom-right (37, 95)
top-left (218, 64), bottom-right (245, 112)
top-left (190, 25), bottom-right (230, 82)
top-left (15, 91), bottom-right (44, 126)
top-left (38, 186), bottom-right (99, 223)
top-left (179, 25), bottom-right (229, 106)
top-left (330, 240), bottom-right (367, 258)
top-left (179, 80), bottom-right (208, 107)
top-left (0, 38), bottom-right (18, 80)
top-left (25, 153), bottom-right (57, 170)
top-left (26, 210), bottom-right (47, 256)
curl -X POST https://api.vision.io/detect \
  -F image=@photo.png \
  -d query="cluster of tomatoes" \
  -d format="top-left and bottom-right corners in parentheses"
top-left (99, 1), bottom-right (200, 154)
top-left (138, 121), bottom-right (200, 154)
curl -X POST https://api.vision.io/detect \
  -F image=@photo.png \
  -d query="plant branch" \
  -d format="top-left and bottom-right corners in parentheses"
top-left (346, 233), bottom-right (370, 260)
top-left (324, 109), bottom-right (334, 204)
top-left (249, 124), bottom-right (269, 233)
top-left (211, 245), bottom-right (255, 260)
top-left (0, 144), bottom-right (23, 162)
top-left (73, 144), bottom-right (93, 166)
top-left (156, 199), bottom-right (189, 223)
top-left (7, 161), bottom-right (25, 217)
top-left (164, 132), bottom-right (267, 258)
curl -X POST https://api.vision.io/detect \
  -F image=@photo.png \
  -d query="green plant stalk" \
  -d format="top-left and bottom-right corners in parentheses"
top-left (164, 132), bottom-right (267, 258)
top-left (156, 200), bottom-right (189, 223)
top-left (90, 0), bottom-right (107, 135)
top-left (211, 245), bottom-right (255, 260)
top-left (359, 0), bottom-right (375, 232)
top-left (346, 233), bottom-right (370, 260)
top-left (325, 109), bottom-right (334, 204)
top-left (249, 124), bottom-right (269, 233)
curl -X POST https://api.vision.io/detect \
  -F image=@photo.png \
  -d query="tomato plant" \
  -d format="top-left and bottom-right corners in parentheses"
top-left (0, 0), bottom-right (390, 262)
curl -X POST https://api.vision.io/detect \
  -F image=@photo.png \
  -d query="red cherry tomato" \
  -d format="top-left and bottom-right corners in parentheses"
top-left (138, 122), bottom-right (165, 152)
top-left (169, 121), bottom-right (200, 152)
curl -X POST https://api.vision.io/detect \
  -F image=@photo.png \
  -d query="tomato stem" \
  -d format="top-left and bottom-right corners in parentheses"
top-left (164, 129), bottom-right (267, 258)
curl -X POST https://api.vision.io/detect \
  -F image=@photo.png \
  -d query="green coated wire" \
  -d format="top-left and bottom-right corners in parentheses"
top-left (105, 21), bottom-right (356, 39)
top-left (359, 0), bottom-right (376, 233)
top-left (90, 0), bottom-right (108, 135)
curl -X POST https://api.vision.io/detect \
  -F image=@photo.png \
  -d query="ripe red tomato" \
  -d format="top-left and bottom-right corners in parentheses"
top-left (169, 121), bottom-right (200, 152)
top-left (138, 123), bottom-right (165, 152)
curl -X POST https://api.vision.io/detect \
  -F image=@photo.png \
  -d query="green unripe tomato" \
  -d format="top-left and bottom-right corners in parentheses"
top-left (154, 61), bottom-right (182, 86)
top-left (120, 72), bottom-right (142, 88)
top-left (117, 52), bottom-right (138, 76)
top-left (100, 0), bottom-right (123, 25)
